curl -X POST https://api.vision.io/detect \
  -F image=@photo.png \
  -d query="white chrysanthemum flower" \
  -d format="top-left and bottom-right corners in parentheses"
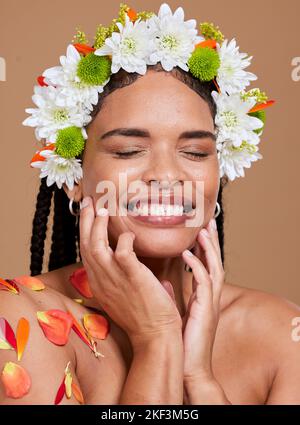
top-left (22, 85), bottom-right (91, 142)
top-left (216, 38), bottom-right (257, 94)
top-left (146, 2), bottom-right (203, 72)
top-left (42, 45), bottom-right (108, 111)
top-left (217, 138), bottom-right (263, 181)
top-left (94, 13), bottom-right (151, 75)
top-left (34, 149), bottom-right (83, 190)
top-left (212, 91), bottom-right (263, 148)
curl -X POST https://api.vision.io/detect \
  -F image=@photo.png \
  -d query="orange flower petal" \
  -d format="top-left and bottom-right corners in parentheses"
top-left (14, 275), bottom-right (45, 291)
top-left (68, 311), bottom-right (93, 348)
top-left (69, 267), bottom-right (93, 298)
top-left (37, 310), bottom-right (73, 345)
top-left (30, 144), bottom-right (56, 166)
top-left (248, 100), bottom-right (275, 113)
top-left (0, 317), bottom-right (17, 350)
top-left (0, 277), bottom-right (19, 295)
top-left (1, 362), bottom-right (31, 399)
top-left (37, 76), bottom-right (48, 86)
top-left (83, 313), bottom-right (110, 340)
top-left (16, 318), bottom-right (30, 361)
top-left (195, 39), bottom-right (217, 49)
top-left (68, 311), bottom-right (104, 358)
top-left (72, 382), bottom-right (84, 404)
top-left (73, 43), bottom-right (95, 55)
top-left (127, 7), bottom-right (137, 21)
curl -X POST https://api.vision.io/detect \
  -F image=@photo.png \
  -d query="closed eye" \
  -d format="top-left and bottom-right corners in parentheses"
top-left (114, 151), bottom-right (209, 159)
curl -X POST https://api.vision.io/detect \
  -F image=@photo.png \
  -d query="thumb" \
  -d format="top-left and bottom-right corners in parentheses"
top-left (160, 280), bottom-right (176, 304)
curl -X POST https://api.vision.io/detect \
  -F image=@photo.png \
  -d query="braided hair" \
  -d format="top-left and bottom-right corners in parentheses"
top-left (29, 63), bottom-right (228, 276)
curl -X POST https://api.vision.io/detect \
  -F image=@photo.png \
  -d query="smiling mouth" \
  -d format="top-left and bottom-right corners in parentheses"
top-left (126, 200), bottom-right (196, 217)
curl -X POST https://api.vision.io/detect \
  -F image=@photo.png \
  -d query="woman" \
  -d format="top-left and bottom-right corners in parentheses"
top-left (1, 3), bottom-right (300, 405)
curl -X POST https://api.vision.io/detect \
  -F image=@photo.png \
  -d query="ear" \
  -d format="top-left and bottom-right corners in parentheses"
top-left (62, 180), bottom-right (83, 203)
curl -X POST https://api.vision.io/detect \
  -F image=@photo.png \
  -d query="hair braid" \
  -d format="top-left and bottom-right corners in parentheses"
top-left (48, 187), bottom-right (78, 271)
top-left (30, 177), bottom-right (55, 276)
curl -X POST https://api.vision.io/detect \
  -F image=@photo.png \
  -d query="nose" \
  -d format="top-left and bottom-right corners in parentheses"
top-left (141, 148), bottom-right (186, 186)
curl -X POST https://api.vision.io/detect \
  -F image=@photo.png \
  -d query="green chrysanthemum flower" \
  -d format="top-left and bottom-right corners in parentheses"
top-left (55, 126), bottom-right (85, 159)
top-left (248, 110), bottom-right (266, 134)
top-left (77, 53), bottom-right (111, 86)
top-left (188, 47), bottom-right (220, 81)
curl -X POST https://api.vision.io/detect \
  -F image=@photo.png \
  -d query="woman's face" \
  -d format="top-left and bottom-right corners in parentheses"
top-left (80, 70), bottom-right (220, 257)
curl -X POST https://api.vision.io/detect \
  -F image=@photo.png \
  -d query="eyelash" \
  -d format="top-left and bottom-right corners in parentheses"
top-left (114, 151), bottom-right (209, 159)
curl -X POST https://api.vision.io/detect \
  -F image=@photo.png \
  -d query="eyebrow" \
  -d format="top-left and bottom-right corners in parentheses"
top-left (99, 127), bottom-right (216, 142)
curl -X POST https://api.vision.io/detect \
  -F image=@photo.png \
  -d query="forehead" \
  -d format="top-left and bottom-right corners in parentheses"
top-left (96, 71), bottom-right (214, 133)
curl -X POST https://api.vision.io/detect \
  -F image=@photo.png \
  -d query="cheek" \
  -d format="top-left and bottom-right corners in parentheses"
top-left (191, 159), bottom-right (220, 217)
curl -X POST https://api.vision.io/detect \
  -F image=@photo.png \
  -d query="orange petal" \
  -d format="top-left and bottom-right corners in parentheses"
top-left (1, 362), bottom-right (31, 399)
top-left (83, 313), bottom-right (110, 340)
top-left (69, 267), bottom-right (93, 298)
top-left (16, 318), bottom-right (30, 361)
top-left (0, 277), bottom-right (19, 295)
top-left (14, 275), bottom-right (45, 291)
top-left (195, 39), bottom-right (217, 49)
top-left (37, 75), bottom-right (48, 86)
top-left (0, 317), bottom-right (17, 350)
top-left (68, 311), bottom-right (104, 358)
top-left (73, 43), bottom-right (95, 55)
top-left (127, 7), bottom-right (137, 21)
top-left (248, 100), bottom-right (275, 113)
top-left (37, 310), bottom-right (73, 345)
top-left (72, 381), bottom-right (84, 404)
top-left (68, 311), bottom-right (93, 348)
top-left (30, 144), bottom-right (56, 165)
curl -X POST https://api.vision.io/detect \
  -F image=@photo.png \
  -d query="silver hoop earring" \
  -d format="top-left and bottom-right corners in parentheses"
top-left (69, 197), bottom-right (81, 217)
top-left (214, 201), bottom-right (221, 219)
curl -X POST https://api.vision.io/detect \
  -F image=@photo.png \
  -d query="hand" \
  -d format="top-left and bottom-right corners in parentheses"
top-left (181, 218), bottom-right (225, 383)
top-left (79, 196), bottom-right (182, 347)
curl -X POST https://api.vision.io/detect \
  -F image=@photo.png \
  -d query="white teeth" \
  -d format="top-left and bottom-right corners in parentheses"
top-left (131, 203), bottom-right (185, 216)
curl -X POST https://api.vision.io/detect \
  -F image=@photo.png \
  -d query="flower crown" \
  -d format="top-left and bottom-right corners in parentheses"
top-left (23, 2), bottom-right (275, 191)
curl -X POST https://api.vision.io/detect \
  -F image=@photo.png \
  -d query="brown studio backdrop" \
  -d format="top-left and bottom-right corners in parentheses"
top-left (0, 0), bottom-right (299, 302)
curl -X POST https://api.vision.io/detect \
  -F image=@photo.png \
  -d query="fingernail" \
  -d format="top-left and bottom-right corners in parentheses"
top-left (200, 228), bottom-right (210, 238)
top-left (183, 249), bottom-right (194, 257)
top-left (80, 197), bottom-right (90, 209)
top-left (97, 207), bottom-right (108, 217)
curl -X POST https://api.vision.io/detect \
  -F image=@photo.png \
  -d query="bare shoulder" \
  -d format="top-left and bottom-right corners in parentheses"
top-left (223, 281), bottom-right (300, 327)
top-left (221, 281), bottom-right (300, 404)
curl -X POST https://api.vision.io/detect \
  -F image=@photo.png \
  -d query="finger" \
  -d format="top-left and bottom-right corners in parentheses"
top-left (79, 196), bottom-right (96, 259)
top-left (182, 250), bottom-right (213, 302)
top-left (207, 218), bottom-right (222, 259)
top-left (197, 229), bottom-right (224, 304)
top-left (114, 231), bottom-right (141, 276)
top-left (90, 206), bottom-right (113, 255)
top-left (192, 239), bottom-right (208, 271)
